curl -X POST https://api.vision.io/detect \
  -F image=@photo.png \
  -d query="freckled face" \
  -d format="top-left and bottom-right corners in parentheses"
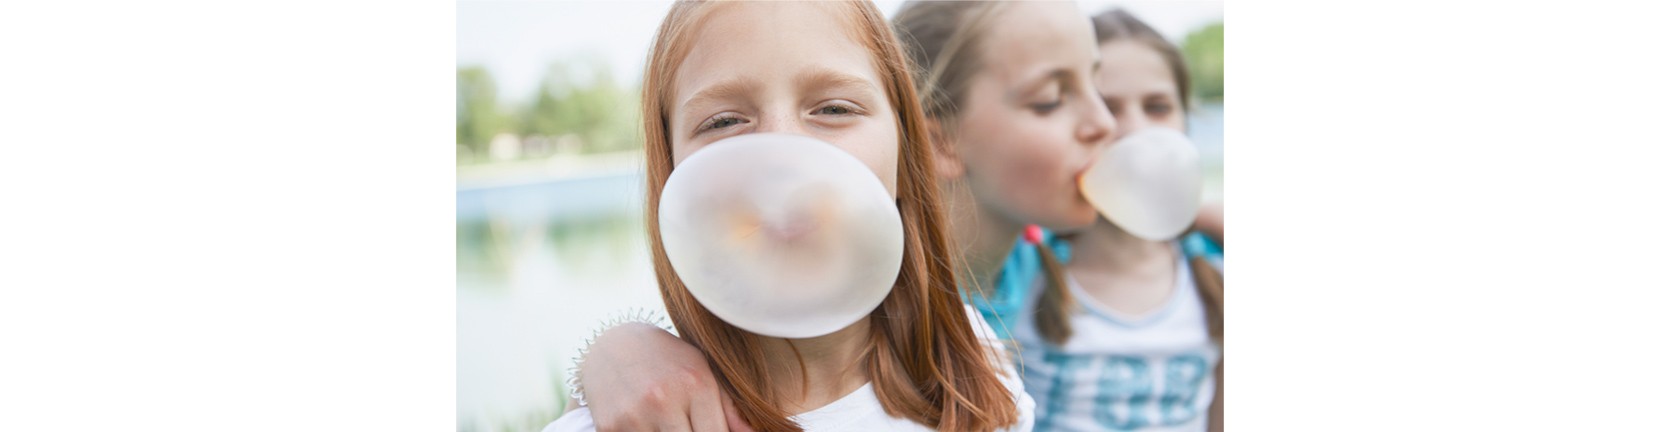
top-left (668, 2), bottom-right (900, 196)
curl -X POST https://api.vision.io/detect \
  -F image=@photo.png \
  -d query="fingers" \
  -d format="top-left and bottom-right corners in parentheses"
top-left (647, 385), bottom-right (693, 432)
top-left (687, 383), bottom-right (728, 432)
top-left (654, 412), bottom-right (693, 432)
top-left (720, 387), bottom-right (756, 432)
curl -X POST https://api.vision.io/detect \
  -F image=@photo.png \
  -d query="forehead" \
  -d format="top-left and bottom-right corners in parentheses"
top-left (671, 2), bottom-right (881, 106)
top-left (1097, 40), bottom-right (1176, 92)
top-left (974, 2), bottom-right (1094, 81)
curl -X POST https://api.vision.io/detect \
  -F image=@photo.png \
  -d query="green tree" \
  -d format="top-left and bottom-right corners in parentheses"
top-left (523, 59), bottom-right (641, 154)
top-left (1183, 22), bottom-right (1224, 102)
top-left (457, 66), bottom-right (513, 162)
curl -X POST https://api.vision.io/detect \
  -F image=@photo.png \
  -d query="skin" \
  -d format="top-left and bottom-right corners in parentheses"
top-left (1197, 202), bottom-right (1223, 246)
top-left (1069, 39), bottom-right (1187, 316)
top-left (579, 2), bottom-right (1122, 429)
top-left (935, 1), bottom-right (1117, 292)
top-left (1064, 37), bottom-right (1222, 432)
top-left (579, 2), bottom-right (902, 431)
top-left (1092, 38), bottom-right (1223, 246)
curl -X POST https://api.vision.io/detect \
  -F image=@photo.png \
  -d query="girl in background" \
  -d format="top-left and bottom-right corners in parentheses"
top-left (891, 0), bottom-right (1118, 340)
top-left (1009, 9), bottom-right (1224, 431)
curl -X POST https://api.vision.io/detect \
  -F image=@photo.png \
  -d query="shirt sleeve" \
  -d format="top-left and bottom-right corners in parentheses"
top-left (964, 305), bottom-right (1037, 432)
top-left (1181, 231), bottom-right (1224, 272)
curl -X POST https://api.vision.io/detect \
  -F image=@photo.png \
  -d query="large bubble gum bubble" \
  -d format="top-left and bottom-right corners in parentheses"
top-left (1078, 127), bottom-right (1203, 241)
top-left (657, 133), bottom-right (904, 338)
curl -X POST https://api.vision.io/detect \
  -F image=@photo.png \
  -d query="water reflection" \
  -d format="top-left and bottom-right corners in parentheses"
top-left (457, 168), bottom-right (663, 432)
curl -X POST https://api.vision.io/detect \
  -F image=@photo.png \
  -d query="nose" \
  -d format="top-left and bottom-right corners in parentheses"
top-left (755, 112), bottom-right (805, 136)
top-left (1076, 87), bottom-right (1118, 147)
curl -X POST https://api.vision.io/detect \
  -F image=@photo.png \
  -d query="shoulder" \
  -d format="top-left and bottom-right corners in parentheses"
top-left (962, 304), bottom-right (1006, 354)
top-left (960, 304), bottom-right (1036, 432)
top-left (973, 234), bottom-right (1068, 339)
top-left (1181, 230), bottom-right (1223, 272)
top-left (540, 407), bottom-right (596, 432)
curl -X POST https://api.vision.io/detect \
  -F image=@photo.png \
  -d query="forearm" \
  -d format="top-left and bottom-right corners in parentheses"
top-left (570, 313), bottom-right (738, 431)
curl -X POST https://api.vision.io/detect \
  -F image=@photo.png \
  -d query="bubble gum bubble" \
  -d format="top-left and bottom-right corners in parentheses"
top-left (658, 133), bottom-right (904, 338)
top-left (1078, 127), bottom-right (1202, 241)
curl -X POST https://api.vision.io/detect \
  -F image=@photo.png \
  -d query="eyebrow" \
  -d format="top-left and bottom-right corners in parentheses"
top-left (678, 76), bottom-right (757, 120)
top-left (676, 68), bottom-right (880, 127)
top-left (1015, 68), bottom-right (1074, 99)
top-left (793, 67), bottom-right (878, 97)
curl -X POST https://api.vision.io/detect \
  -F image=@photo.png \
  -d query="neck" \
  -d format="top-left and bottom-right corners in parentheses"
top-left (1067, 218), bottom-right (1176, 274)
top-left (943, 179), bottom-right (1024, 292)
top-left (758, 317), bottom-right (873, 414)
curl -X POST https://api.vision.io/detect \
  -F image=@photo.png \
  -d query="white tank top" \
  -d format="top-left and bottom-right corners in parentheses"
top-left (1013, 249), bottom-right (1220, 432)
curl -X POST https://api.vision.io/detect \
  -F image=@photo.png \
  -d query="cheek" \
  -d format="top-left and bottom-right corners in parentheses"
top-left (872, 144), bottom-right (898, 198)
top-left (957, 112), bottom-right (1092, 216)
top-left (964, 114), bottom-right (1075, 184)
top-left (833, 118), bottom-right (900, 197)
top-left (670, 136), bottom-right (699, 165)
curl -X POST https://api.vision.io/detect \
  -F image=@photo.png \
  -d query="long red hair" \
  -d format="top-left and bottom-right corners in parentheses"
top-left (639, 1), bottom-right (1019, 431)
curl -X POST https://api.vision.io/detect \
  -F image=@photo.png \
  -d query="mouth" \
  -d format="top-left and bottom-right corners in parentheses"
top-left (1077, 151), bottom-right (1102, 176)
top-left (1073, 159), bottom-right (1097, 188)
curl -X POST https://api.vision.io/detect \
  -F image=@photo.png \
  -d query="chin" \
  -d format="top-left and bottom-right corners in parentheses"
top-left (1035, 209), bottom-right (1099, 232)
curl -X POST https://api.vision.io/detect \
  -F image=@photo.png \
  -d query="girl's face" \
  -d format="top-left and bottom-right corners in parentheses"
top-left (667, 2), bottom-right (899, 197)
top-left (945, 2), bottom-right (1117, 231)
top-left (1096, 40), bottom-right (1186, 135)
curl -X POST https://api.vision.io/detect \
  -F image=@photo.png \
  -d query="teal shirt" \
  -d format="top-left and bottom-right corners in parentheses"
top-left (964, 230), bottom-right (1223, 340)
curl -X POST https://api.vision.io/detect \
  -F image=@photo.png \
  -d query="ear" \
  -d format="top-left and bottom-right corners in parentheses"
top-left (926, 117), bottom-right (965, 180)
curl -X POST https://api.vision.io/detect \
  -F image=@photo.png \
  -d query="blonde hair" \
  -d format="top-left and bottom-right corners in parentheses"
top-left (894, 0), bottom-right (1083, 344)
top-left (893, 1), bottom-right (1009, 134)
top-left (640, 2), bottom-right (1019, 430)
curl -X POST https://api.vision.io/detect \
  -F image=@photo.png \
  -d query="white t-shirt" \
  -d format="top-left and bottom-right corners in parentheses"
top-left (542, 305), bottom-right (1035, 432)
top-left (1014, 249), bottom-right (1220, 432)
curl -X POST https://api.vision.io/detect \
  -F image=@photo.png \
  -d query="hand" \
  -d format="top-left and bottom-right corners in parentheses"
top-left (580, 323), bottom-right (754, 432)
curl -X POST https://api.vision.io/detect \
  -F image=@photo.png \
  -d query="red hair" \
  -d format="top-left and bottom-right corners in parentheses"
top-left (639, 1), bottom-right (1019, 431)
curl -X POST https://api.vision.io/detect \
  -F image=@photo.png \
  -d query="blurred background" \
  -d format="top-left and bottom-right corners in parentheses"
top-left (456, 1), bottom-right (1221, 430)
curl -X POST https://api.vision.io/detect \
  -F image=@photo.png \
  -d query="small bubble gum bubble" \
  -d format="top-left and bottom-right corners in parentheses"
top-left (1078, 127), bottom-right (1203, 241)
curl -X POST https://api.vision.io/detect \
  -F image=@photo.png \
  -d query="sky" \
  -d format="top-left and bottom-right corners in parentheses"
top-left (457, 0), bottom-right (1223, 103)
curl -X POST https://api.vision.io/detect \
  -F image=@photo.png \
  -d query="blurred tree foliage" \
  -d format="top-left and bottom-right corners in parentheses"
top-left (457, 66), bottom-right (512, 161)
top-left (1183, 22), bottom-right (1223, 102)
top-left (522, 61), bottom-right (641, 154)
top-left (456, 58), bottom-right (641, 165)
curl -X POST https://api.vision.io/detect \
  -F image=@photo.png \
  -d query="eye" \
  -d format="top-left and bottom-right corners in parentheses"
top-left (699, 114), bottom-right (747, 132)
top-left (1030, 96), bottom-right (1063, 114)
top-left (1145, 102), bottom-right (1175, 116)
top-left (812, 100), bottom-right (865, 117)
top-left (1027, 82), bottom-right (1065, 114)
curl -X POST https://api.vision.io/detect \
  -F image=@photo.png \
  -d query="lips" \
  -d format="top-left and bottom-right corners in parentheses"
top-left (1073, 159), bottom-right (1099, 202)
